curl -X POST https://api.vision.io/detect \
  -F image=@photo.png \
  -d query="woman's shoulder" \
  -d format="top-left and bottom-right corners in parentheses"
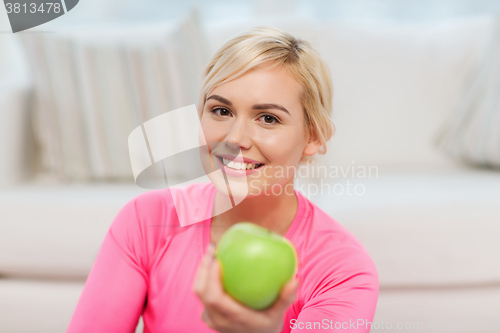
top-left (131, 181), bottom-right (214, 205)
top-left (127, 181), bottom-right (216, 224)
top-left (292, 193), bottom-right (379, 308)
top-left (106, 182), bottom-right (215, 271)
top-left (297, 192), bottom-right (366, 248)
top-left (111, 181), bottom-right (215, 238)
top-left (295, 191), bottom-right (378, 276)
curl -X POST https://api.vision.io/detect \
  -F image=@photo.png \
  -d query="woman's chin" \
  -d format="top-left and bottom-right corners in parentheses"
top-left (208, 173), bottom-right (250, 199)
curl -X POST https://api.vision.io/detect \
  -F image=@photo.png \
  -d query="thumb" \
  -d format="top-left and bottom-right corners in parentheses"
top-left (270, 276), bottom-right (299, 313)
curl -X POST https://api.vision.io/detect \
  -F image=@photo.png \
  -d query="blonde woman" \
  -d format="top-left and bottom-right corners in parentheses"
top-left (67, 26), bottom-right (378, 333)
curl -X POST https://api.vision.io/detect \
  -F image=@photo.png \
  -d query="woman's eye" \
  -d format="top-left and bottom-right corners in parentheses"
top-left (259, 114), bottom-right (280, 124)
top-left (211, 107), bottom-right (231, 116)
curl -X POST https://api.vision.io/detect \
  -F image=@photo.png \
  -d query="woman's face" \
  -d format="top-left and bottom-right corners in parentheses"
top-left (199, 64), bottom-right (320, 198)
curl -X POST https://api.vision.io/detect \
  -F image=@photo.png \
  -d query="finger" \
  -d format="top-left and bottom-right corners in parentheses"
top-left (192, 243), bottom-right (216, 295)
top-left (203, 257), bottom-right (226, 307)
top-left (205, 259), bottom-right (252, 317)
top-left (201, 308), bottom-right (216, 330)
top-left (201, 261), bottom-right (240, 329)
top-left (267, 276), bottom-right (299, 314)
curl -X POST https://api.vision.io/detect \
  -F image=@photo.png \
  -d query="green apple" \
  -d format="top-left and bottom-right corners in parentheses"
top-left (215, 222), bottom-right (298, 310)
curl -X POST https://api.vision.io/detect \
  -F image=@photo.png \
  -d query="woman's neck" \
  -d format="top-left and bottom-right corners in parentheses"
top-left (210, 178), bottom-right (298, 243)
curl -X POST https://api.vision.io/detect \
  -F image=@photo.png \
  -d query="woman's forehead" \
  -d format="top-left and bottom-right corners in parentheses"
top-left (209, 66), bottom-right (303, 107)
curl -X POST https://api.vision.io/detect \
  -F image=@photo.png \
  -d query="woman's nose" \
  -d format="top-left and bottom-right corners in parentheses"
top-left (224, 118), bottom-right (252, 150)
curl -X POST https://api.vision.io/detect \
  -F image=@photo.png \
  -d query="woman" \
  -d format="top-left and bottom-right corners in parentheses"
top-left (67, 26), bottom-right (378, 333)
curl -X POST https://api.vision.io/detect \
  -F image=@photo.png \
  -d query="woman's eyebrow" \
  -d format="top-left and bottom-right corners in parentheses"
top-left (206, 94), bottom-right (232, 106)
top-left (206, 95), bottom-right (290, 115)
top-left (252, 103), bottom-right (289, 115)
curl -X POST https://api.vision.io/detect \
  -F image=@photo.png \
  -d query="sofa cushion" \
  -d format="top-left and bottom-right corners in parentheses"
top-left (314, 16), bottom-right (496, 168)
top-left (18, 7), bottom-right (210, 182)
top-left (204, 15), bottom-right (496, 168)
top-left (373, 286), bottom-right (500, 333)
top-left (0, 182), bottom-right (149, 279)
top-left (305, 165), bottom-right (500, 287)
top-left (434, 13), bottom-right (500, 169)
top-left (0, 278), bottom-right (144, 333)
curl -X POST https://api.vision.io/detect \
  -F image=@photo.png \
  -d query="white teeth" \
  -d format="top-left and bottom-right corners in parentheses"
top-left (222, 158), bottom-right (262, 170)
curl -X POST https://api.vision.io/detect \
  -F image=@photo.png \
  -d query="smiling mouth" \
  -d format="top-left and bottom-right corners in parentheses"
top-left (215, 156), bottom-right (265, 170)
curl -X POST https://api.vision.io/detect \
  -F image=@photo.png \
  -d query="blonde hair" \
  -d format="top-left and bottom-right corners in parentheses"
top-left (197, 25), bottom-right (335, 164)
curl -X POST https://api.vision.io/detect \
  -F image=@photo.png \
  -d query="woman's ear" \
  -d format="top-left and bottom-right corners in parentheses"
top-left (303, 131), bottom-right (322, 156)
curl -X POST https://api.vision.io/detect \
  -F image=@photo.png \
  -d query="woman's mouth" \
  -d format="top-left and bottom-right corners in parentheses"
top-left (215, 156), bottom-right (265, 171)
top-left (212, 155), bottom-right (265, 178)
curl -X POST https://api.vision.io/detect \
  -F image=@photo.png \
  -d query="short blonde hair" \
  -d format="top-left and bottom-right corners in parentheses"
top-left (197, 25), bottom-right (335, 164)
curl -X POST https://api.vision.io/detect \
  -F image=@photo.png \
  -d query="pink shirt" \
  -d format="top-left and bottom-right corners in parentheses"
top-left (67, 182), bottom-right (378, 332)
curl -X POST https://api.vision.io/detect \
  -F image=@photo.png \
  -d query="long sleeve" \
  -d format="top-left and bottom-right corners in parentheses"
top-left (290, 261), bottom-right (379, 332)
top-left (286, 215), bottom-right (379, 333)
top-left (66, 191), bottom-right (166, 333)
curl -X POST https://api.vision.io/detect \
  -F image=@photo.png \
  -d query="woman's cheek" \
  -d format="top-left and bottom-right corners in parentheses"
top-left (198, 124), bottom-right (208, 147)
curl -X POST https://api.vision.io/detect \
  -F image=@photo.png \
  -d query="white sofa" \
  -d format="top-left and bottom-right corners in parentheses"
top-left (1, 13), bottom-right (500, 333)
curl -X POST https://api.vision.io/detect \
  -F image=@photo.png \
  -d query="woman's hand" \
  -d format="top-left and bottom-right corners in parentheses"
top-left (193, 243), bottom-right (299, 333)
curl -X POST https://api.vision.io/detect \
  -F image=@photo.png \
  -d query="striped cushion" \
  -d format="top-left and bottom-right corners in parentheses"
top-left (19, 7), bottom-right (210, 182)
top-left (434, 13), bottom-right (500, 169)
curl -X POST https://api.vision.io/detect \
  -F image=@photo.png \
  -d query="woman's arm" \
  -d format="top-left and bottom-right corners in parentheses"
top-left (290, 275), bottom-right (378, 332)
top-left (66, 198), bottom-right (151, 333)
top-left (288, 248), bottom-right (379, 333)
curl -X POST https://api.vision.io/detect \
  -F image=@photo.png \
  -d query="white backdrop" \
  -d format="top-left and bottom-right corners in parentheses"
top-left (2, 0), bottom-right (500, 79)
top-left (3, 0), bottom-right (500, 79)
